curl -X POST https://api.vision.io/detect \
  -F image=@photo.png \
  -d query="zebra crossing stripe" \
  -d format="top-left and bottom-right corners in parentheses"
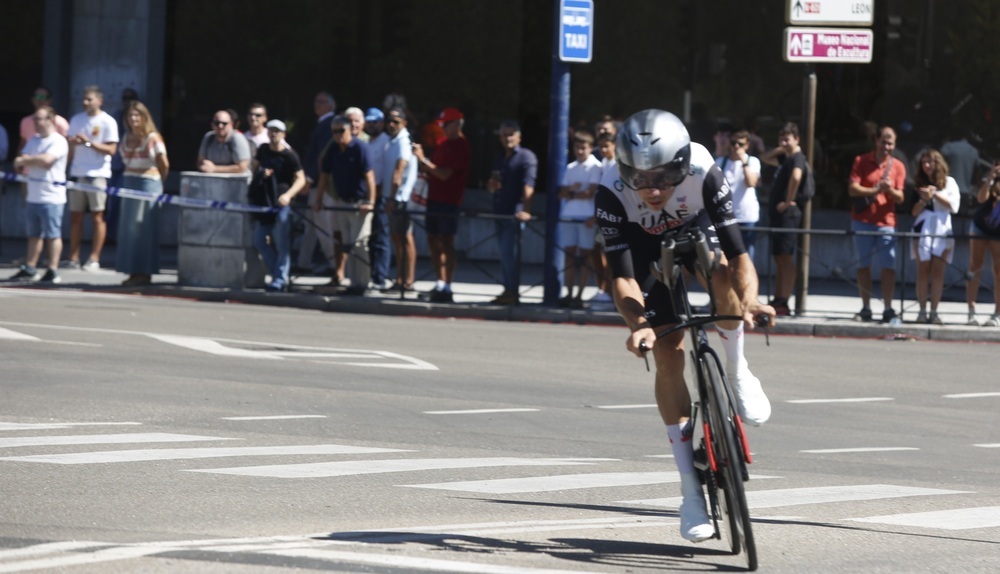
top-left (0, 433), bottom-right (235, 449)
top-left (622, 484), bottom-right (966, 509)
top-left (259, 547), bottom-right (598, 573)
top-left (0, 444), bottom-right (410, 464)
top-left (185, 457), bottom-right (603, 479)
top-left (848, 506), bottom-right (1000, 530)
top-left (0, 422), bottom-right (141, 431)
top-left (402, 471), bottom-right (682, 494)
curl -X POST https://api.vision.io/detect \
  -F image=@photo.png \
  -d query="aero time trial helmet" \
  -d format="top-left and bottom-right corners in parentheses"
top-left (615, 109), bottom-right (692, 190)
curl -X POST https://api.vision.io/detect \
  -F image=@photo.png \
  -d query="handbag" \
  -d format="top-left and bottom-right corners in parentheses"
top-left (406, 174), bottom-right (429, 216)
top-left (973, 194), bottom-right (1000, 237)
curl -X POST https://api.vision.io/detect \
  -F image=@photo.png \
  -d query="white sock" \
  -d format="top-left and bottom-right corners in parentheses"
top-left (717, 324), bottom-right (747, 372)
top-left (435, 280), bottom-right (446, 290)
top-left (667, 421), bottom-right (695, 474)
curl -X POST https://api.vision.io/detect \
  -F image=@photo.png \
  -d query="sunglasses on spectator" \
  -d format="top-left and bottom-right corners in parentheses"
top-left (332, 128), bottom-right (347, 134)
top-left (213, 121), bottom-right (230, 127)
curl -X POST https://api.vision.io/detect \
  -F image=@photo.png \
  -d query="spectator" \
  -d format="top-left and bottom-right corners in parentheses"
top-left (65, 85), bottom-right (119, 270)
top-left (297, 91), bottom-right (337, 274)
top-left (244, 103), bottom-right (270, 152)
top-left (382, 107), bottom-right (419, 292)
top-left (940, 126), bottom-right (980, 198)
top-left (760, 123), bottom-right (804, 316)
top-left (556, 130), bottom-right (601, 308)
top-left (197, 110), bottom-right (251, 174)
top-left (485, 120), bottom-right (538, 305)
top-left (412, 107), bottom-right (472, 303)
top-left (589, 132), bottom-right (617, 305)
top-left (743, 116), bottom-right (767, 159)
top-left (9, 106), bottom-right (68, 283)
top-left (716, 130), bottom-right (761, 264)
top-left (966, 161), bottom-right (1000, 327)
top-left (315, 115), bottom-right (376, 294)
top-left (364, 106), bottom-right (392, 291)
top-left (18, 86), bottom-right (69, 153)
top-left (344, 107), bottom-right (368, 143)
top-left (848, 126), bottom-right (906, 323)
top-left (116, 100), bottom-right (169, 287)
top-left (910, 149), bottom-right (960, 324)
top-left (106, 87), bottom-right (139, 242)
top-left (250, 119), bottom-right (307, 292)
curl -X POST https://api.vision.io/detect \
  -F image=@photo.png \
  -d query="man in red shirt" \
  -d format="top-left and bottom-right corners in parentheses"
top-left (412, 107), bottom-right (471, 303)
top-left (848, 126), bottom-right (906, 323)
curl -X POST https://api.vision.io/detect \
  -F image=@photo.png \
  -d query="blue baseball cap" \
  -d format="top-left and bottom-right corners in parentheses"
top-left (364, 107), bottom-right (384, 122)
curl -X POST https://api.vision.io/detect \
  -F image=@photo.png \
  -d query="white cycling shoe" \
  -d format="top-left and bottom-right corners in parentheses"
top-left (728, 365), bottom-right (771, 426)
top-left (679, 474), bottom-right (714, 542)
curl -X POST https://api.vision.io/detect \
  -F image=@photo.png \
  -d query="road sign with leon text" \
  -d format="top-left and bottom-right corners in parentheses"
top-left (787, 0), bottom-right (874, 26)
top-left (559, 0), bottom-right (593, 63)
top-left (784, 27), bottom-right (873, 63)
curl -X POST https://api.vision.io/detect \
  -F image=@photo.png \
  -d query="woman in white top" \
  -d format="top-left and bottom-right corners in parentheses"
top-left (910, 149), bottom-right (959, 324)
top-left (116, 101), bottom-right (169, 286)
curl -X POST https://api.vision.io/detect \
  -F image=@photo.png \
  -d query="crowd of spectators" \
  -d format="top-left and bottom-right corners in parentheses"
top-left (3, 85), bottom-right (999, 325)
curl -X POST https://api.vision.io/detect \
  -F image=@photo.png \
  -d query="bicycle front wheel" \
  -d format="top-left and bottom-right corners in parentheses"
top-left (700, 347), bottom-right (757, 571)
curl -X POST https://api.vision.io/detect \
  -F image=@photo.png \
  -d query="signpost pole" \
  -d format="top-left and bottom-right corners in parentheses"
top-left (795, 65), bottom-right (817, 316)
top-left (545, 0), bottom-right (571, 305)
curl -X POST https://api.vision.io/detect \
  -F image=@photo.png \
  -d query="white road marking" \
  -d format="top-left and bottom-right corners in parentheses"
top-left (594, 404), bottom-right (657, 409)
top-left (943, 392), bottom-right (1000, 399)
top-left (623, 484), bottom-right (964, 510)
top-left (0, 327), bottom-right (39, 341)
top-left (402, 471), bottom-right (682, 494)
top-left (800, 447), bottom-right (919, 454)
top-left (0, 545), bottom-right (163, 573)
top-left (221, 415), bottom-right (327, 421)
top-left (849, 506), bottom-right (1000, 530)
top-left (260, 547), bottom-right (601, 573)
top-left (423, 408), bottom-right (540, 415)
top-left (0, 320), bottom-right (438, 370)
top-left (0, 433), bottom-right (235, 449)
top-left (0, 541), bottom-right (108, 560)
top-left (186, 457), bottom-right (601, 478)
top-left (0, 444), bottom-right (410, 464)
top-left (145, 334), bottom-right (282, 359)
top-left (786, 397), bottom-right (893, 404)
top-left (973, 443), bottom-right (1000, 448)
top-left (0, 422), bottom-right (141, 431)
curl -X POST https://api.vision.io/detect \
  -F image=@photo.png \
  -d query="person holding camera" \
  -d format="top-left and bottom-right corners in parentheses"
top-left (966, 160), bottom-right (1000, 327)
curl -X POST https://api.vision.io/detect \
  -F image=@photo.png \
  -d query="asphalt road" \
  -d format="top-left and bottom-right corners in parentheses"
top-left (1, 287), bottom-right (998, 573)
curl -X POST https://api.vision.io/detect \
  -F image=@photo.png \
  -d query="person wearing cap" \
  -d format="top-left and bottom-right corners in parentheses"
top-left (412, 107), bottom-right (472, 303)
top-left (364, 106), bottom-right (393, 291)
top-left (248, 119), bottom-right (306, 292)
top-left (315, 115), bottom-right (377, 294)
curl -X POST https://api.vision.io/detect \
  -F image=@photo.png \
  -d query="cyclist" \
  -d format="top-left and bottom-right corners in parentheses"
top-left (594, 109), bottom-right (775, 542)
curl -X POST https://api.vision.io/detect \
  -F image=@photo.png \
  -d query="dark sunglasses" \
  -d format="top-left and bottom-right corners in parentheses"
top-left (213, 121), bottom-right (230, 127)
top-left (331, 128), bottom-right (347, 134)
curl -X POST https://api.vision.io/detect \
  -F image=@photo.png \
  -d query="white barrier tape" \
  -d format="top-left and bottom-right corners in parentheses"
top-left (1, 170), bottom-right (275, 215)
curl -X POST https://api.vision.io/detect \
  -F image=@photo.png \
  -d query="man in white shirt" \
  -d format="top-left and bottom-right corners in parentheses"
top-left (244, 103), bottom-right (270, 152)
top-left (10, 106), bottom-right (69, 283)
top-left (65, 85), bottom-right (119, 270)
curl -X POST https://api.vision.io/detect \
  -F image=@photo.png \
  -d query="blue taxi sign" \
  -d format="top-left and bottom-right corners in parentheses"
top-left (559, 0), bottom-right (593, 63)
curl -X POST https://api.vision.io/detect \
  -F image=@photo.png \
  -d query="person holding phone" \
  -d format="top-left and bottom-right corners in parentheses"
top-left (966, 160), bottom-right (1000, 326)
top-left (847, 126), bottom-right (906, 323)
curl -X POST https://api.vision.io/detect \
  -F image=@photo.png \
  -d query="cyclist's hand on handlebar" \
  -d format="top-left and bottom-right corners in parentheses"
top-left (627, 326), bottom-right (657, 358)
top-left (743, 301), bottom-right (776, 330)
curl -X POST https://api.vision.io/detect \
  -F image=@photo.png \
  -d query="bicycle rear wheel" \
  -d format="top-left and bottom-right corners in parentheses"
top-left (699, 347), bottom-right (757, 571)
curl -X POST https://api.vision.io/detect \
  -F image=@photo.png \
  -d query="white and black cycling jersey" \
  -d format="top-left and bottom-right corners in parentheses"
top-left (594, 141), bottom-right (746, 280)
